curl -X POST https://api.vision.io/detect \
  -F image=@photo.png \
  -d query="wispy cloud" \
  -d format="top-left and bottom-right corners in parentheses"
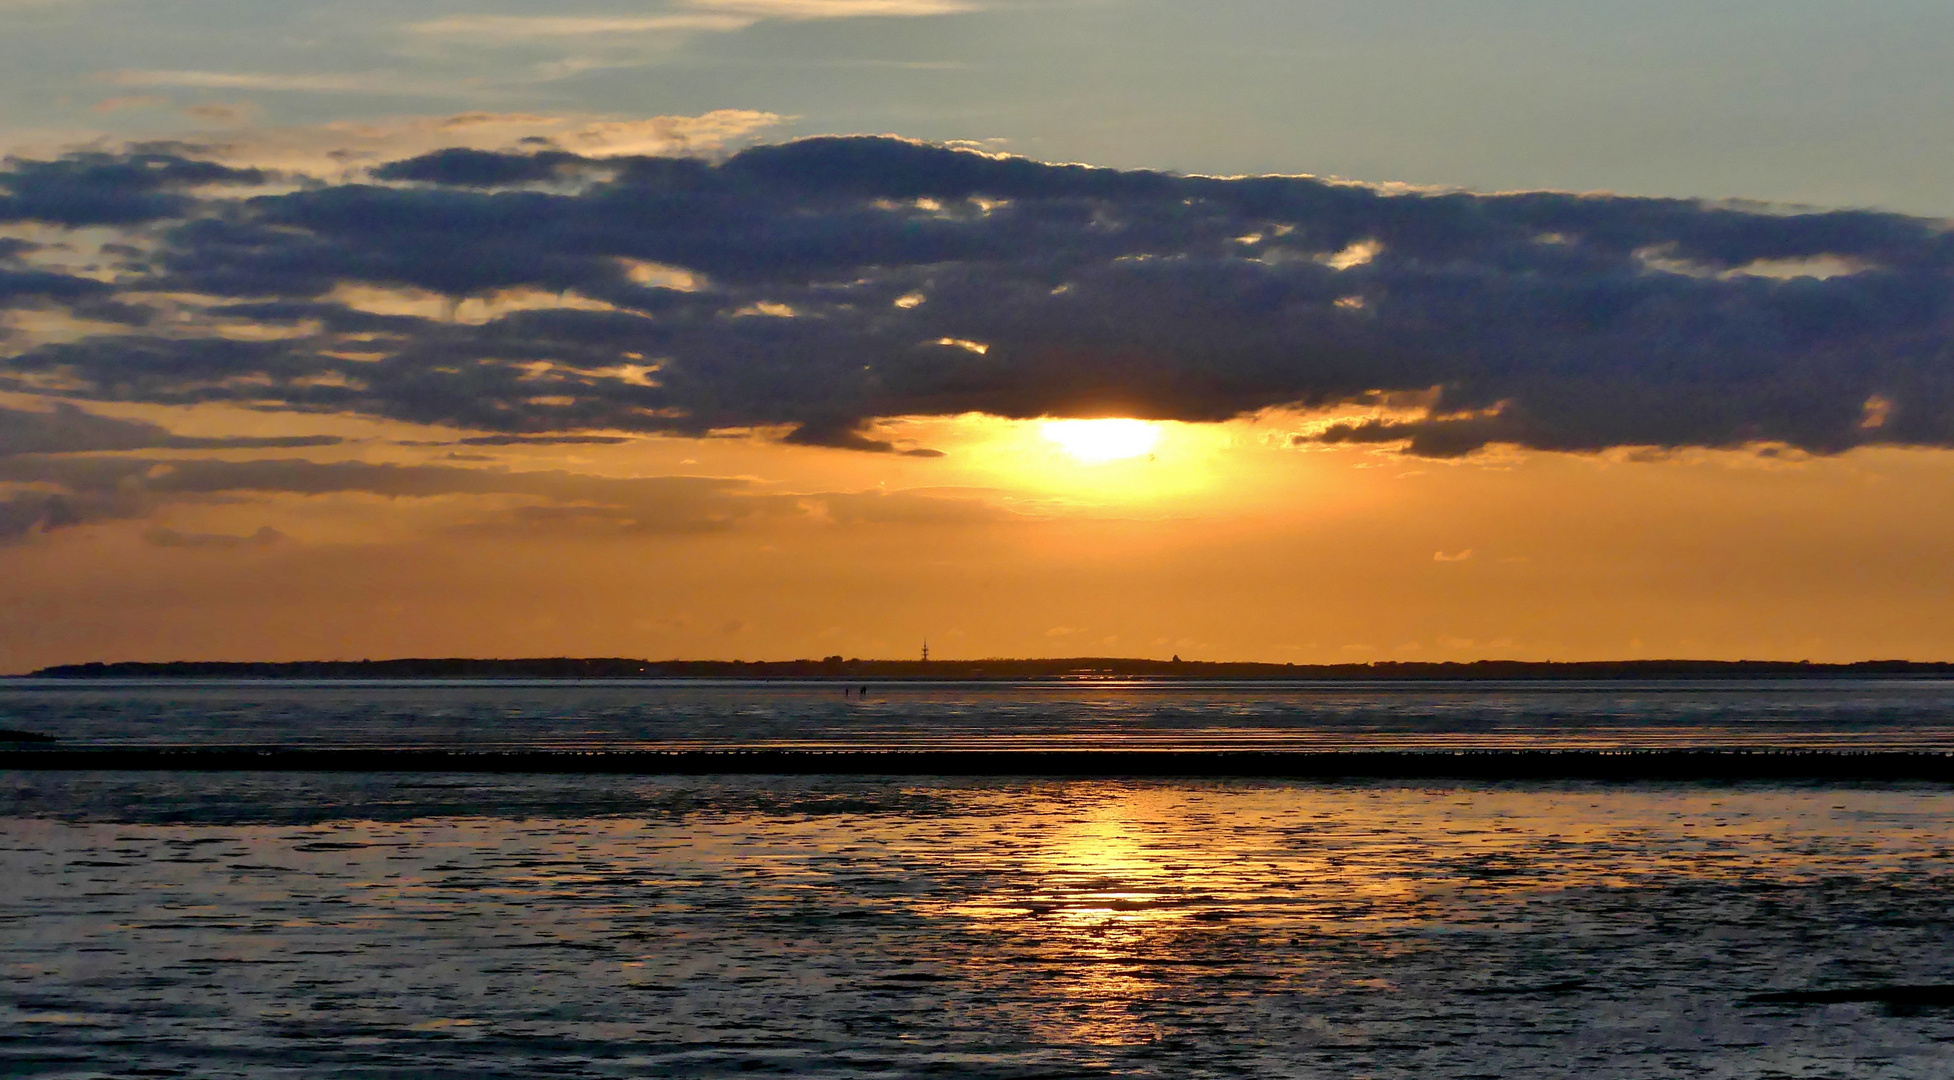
top-left (102, 70), bottom-right (468, 97)
top-left (99, 109), bottom-right (784, 176)
top-left (687, 0), bottom-right (977, 16)
top-left (144, 524), bottom-right (284, 549)
top-left (90, 95), bottom-right (169, 114)
top-left (407, 13), bottom-right (755, 39)
top-left (0, 446), bottom-right (1011, 545)
top-left (0, 403), bottom-right (341, 457)
top-left (407, 1), bottom-right (975, 41)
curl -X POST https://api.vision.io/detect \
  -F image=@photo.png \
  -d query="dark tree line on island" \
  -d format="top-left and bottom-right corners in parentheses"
top-left (26, 657), bottom-right (1954, 680)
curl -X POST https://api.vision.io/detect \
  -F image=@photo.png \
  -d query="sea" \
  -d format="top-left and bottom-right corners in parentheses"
top-left (3, 678), bottom-right (1953, 1078)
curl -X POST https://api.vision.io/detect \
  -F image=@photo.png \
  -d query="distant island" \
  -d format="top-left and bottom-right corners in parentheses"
top-left (22, 657), bottom-right (1954, 681)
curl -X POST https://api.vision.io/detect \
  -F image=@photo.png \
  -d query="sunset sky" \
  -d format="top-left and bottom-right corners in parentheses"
top-left (4, 0), bottom-right (1954, 669)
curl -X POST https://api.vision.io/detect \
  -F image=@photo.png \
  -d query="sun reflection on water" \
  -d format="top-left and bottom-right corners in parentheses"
top-left (945, 791), bottom-right (1302, 1046)
top-left (16, 777), bottom-right (1954, 1073)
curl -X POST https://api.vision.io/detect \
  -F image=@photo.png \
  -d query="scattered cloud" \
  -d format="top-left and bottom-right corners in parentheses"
top-left (5, 134), bottom-right (1954, 457)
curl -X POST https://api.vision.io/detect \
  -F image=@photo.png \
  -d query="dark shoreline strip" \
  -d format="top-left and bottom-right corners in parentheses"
top-left (28, 657), bottom-right (1954, 680)
top-left (3, 749), bottom-right (1953, 781)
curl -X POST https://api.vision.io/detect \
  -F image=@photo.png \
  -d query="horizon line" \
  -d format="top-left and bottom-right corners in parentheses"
top-left (17, 656), bottom-right (1954, 680)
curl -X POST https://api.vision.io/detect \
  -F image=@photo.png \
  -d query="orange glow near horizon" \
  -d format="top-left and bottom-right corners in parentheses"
top-left (24, 389), bottom-right (1954, 667)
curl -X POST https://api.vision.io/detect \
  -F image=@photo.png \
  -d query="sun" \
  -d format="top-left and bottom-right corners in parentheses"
top-left (1040, 418), bottom-right (1161, 463)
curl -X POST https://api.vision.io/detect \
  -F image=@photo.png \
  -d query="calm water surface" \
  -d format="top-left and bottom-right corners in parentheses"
top-left (4, 681), bottom-right (1953, 1076)
top-left (7, 677), bottom-right (1954, 750)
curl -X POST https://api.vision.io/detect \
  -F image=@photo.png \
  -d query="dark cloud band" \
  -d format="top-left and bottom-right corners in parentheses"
top-left (0, 404), bottom-right (342, 457)
top-left (5, 137), bottom-right (1953, 455)
top-left (0, 149), bottom-right (267, 226)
